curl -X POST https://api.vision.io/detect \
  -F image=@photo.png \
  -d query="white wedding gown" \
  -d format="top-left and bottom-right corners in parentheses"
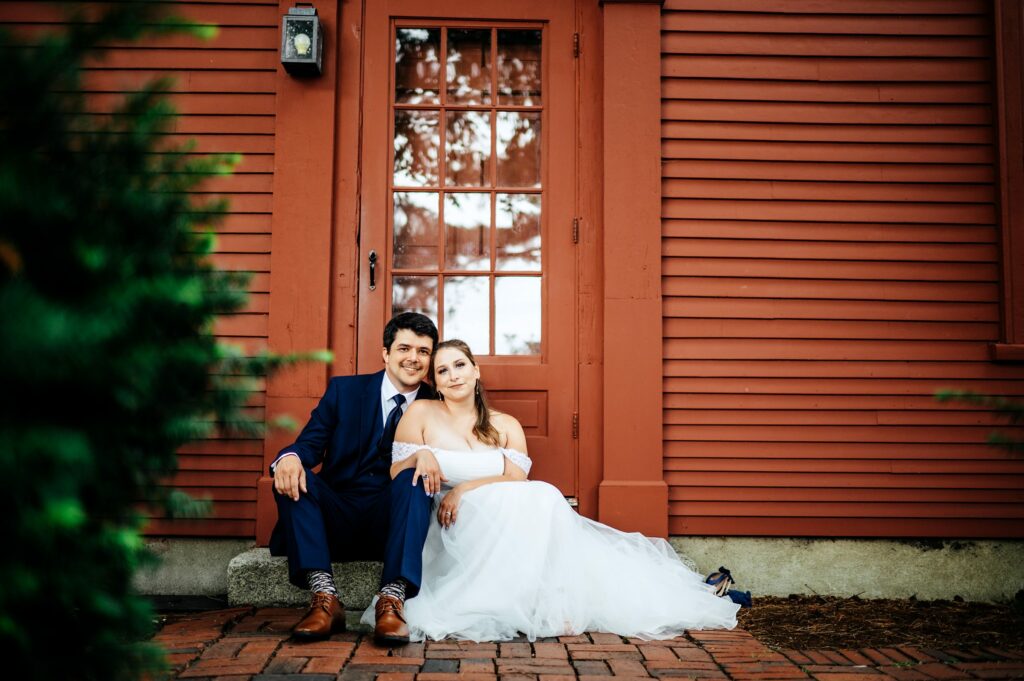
top-left (361, 443), bottom-right (739, 642)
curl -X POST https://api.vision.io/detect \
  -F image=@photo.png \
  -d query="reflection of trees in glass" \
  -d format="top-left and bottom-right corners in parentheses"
top-left (393, 275), bottom-right (438, 323)
top-left (393, 193), bottom-right (438, 269)
top-left (394, 110), bottom-right (439, 186)
top-left (498, 30), bottom-right (541, 105)
top-left (393, 28), bottom-right (545, 356)
top-left (500, 334), bottom-right (541, 355)
top-left (446, 112), bottom-right (490, 186)
top-left (445, 193), bottom-right (489, 270)
top-left (447, 29), bottom-right (491, 105)
top-left (496, 193), bottom-right (541, 270)
top-left (497, 112), bottom-right (540, 187)
top-left (395, 28), bottom-right (440, 104)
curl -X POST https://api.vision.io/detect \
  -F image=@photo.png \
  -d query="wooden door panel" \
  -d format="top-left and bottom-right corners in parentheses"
top-left (488, 392), bottom-right (548, 433)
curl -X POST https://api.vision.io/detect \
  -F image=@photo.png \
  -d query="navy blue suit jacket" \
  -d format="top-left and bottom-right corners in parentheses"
top-left (268, 370), bottom-right (437, 569)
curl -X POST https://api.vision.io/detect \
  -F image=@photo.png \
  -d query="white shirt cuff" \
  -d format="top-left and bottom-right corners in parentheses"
top-left (271, 451), bottom-right (299, 473)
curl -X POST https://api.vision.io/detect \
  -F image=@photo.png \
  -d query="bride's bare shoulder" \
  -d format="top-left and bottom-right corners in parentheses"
top-left (488, 408), bottom-right (510, 423)
top-left (405, 399), bottom-right (441, 418)
top-left (490, 411), bottom-right (525, 443)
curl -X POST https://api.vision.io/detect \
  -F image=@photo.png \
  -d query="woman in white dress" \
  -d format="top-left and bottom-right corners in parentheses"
top-left (363, 339), bottom-right (739, 642)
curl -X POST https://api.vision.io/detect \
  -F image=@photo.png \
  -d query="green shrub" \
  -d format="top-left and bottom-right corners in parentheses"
top-left (935, 389), bottom-right (1024, 456)
top-left (0, 3), bottom-right (322, 678)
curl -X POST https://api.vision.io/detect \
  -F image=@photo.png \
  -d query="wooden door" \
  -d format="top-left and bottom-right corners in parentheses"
top-left (356, 0), bottom-right (577, 496)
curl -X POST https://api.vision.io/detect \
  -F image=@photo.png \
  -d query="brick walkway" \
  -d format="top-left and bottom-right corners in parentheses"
top-left (155, 607), bottom-right (1024, 681)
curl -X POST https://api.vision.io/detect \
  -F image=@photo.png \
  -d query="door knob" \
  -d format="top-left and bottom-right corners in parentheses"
top-left (368, 250), bottom-right (377, 290)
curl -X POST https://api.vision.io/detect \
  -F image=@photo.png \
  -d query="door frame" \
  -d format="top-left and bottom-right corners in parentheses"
top-left (327, 0), bottom-right (607, 520)
top-left (574, 0), bottom-right (603, 520)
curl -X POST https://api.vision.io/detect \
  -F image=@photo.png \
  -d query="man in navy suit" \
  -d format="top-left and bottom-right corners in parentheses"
top-left (269, 312), bottom-right (442, 643)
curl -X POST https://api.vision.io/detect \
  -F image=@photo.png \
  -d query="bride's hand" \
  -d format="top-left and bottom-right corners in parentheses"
top-left (437, 485), bottom-right (465, 529)
top-left (413, 449), bottom-right (447, 496)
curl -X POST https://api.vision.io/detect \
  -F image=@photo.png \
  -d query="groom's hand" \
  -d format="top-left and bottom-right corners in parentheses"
top-left (413, 449), bottom-right (447, 495)
top-left (273, 456), bottom-right (307, 501)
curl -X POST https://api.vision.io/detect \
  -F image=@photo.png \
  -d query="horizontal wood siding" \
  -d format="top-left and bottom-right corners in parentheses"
top-left (0, 1), bottom-right (277, 537)
top-left (661, 0), bottom-right (1024, 537)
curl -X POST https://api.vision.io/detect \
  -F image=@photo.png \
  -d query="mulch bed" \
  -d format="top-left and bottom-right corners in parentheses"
top-left (739, 595), bottom-right (1024, 650)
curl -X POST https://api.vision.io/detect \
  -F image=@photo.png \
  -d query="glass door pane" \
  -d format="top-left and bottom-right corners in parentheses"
top-left (391, 25), bottom-right (543, 356)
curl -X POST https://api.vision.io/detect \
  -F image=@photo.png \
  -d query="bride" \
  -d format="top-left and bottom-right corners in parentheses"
top-left (362, 339), bottom-right (739, 642)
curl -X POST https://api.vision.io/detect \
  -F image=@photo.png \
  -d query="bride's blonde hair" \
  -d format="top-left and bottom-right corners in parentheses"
top-left (432, 339), bottom-right (502, 447)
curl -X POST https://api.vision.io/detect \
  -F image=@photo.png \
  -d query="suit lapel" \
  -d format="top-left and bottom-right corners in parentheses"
top-left (361, 371), bottom-right (384, 452)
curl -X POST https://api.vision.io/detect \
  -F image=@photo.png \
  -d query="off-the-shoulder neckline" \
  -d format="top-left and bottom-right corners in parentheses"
top-left (393, 441), bottom-right (528, 457)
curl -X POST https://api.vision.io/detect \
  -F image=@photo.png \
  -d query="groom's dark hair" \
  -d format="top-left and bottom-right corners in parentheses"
top-left (383, 311), bottom-right (439, 352)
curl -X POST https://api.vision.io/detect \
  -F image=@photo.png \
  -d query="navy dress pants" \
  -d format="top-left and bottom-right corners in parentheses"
top-left (273, 467), bottom-right (433, 597)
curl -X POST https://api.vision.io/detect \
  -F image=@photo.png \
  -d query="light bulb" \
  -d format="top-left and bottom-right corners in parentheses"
top-left (293, 32), bottom-right (311, 56)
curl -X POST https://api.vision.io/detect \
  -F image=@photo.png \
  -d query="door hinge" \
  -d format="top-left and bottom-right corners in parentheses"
top-left (572, 411), bottom-right (579, 439)
top-left (573, 32), bottom-right (580, 58)
top-left (572, 216), bottom-right (580, 244)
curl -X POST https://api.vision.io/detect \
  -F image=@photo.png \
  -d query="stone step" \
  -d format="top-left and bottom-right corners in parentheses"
top-left (228, 549), bottom-right (382, 609)
top-left (227, 547), bottom-right (699, 610)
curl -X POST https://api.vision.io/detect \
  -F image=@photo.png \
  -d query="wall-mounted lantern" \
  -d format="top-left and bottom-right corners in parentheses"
top-left (280, 4), bottom-right (323, 76)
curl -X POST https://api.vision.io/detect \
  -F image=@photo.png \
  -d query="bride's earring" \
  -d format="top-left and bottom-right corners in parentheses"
top-left (475, 382), bottom-right (480, 396)
top-left (438, 391), bottom-right (444, 401)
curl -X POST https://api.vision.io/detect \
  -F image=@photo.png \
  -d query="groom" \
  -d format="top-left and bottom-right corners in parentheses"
top-left (269, 311), bottom-right (440, 644)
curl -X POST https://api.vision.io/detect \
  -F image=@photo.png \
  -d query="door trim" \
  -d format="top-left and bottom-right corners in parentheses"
top-left (596, 1), bottom-right (667, 537)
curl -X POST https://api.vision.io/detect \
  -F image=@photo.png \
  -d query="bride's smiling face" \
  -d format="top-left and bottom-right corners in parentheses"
top-left (433, 346), bottom-right (480, 401)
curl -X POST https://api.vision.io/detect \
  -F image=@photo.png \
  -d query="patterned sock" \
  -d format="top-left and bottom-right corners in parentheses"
top-left (379, 579), bottom-right (407, 603)
top-left (306, 570), bottom-right (338, 597)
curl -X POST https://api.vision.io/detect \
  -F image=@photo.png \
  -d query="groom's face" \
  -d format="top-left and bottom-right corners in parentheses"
top-left (382, 328), bottom-right (434, 391)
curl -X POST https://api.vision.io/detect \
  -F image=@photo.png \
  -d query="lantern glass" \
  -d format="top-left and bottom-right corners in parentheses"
top-left (283, 18), bottom-right (316, 60)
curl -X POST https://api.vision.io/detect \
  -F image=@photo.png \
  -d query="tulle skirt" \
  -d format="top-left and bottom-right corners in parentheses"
top-left (363, 480), bottom-right (739, 642)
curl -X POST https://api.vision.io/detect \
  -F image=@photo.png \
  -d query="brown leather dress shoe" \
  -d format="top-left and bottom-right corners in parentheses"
top-left (293, 592), bottom-right (345, 640)
top-left (374, 594), bottom-right (410, 645)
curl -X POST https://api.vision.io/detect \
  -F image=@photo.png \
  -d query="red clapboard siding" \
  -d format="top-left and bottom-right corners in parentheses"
top-left (0, 1), bottom-right (277, 537)
top-left (664, 162), bottom-right (995, 184)
top-left (663, 101), bottom-right (993, 125)
top-left (661, 1), bottom-right (1024, 538)
top-left (664, 122), bottom-right (995, 144)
